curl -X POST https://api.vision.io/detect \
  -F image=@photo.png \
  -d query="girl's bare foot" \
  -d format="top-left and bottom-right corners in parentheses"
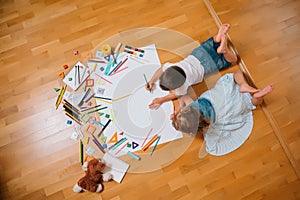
top-left (240, 84), bottom-right (259, 93)
top-left (217, 34), bottom-right (228, 54)
top-left (215, 23), bottom-right (230, 43)
top-left (253, 84), bottom-right (275, 98)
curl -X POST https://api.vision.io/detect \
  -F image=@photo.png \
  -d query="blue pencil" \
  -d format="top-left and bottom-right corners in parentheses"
top-left (150, 136), bottom-right (160, 156)
top-left (127, 151), bottom-right (140, 160)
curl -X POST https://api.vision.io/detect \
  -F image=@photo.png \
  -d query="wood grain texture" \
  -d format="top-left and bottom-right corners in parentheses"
top-left (0, 0), bottom-right (299, 199)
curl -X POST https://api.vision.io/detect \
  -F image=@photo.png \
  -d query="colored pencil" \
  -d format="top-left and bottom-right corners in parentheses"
top-left (80, 104), bottom-right (102, 112)
top-left (127, 151), bottom-right (140, 160)
top-left (97, 119), bottom-right (111, 137)
top-left (143, 74), bottom-right (151, 92)
top-left (80, 140), bottom-right (83, 164)
top-left (78, 65), bottom-right (80, 84)
top-left (92, 136), bottom-right (105, 154)
top-left (110, 66), bottom-right (128, 76)
top-left (94, 96), bottom-right (112, 101)
top-left (94, 73), bottom-right (113, 84)
top-left (150, 136), bottom-right (160, 156)
top-left (78, 88), bottom-right (91, 106)
top-left (112, 93), bottom-right (132, 102)
top-left (109, 137), bottom-right (127, 150)
top-left (141, 128), bottom-right (153, 147)
top-left (96, 99), bottom-right (112, 104)
top-left (64, 111), bottom-right (81, 125)
top-left (63, 104), bottom-right (80, 118)
top-left (55, 85), bottom-right (67, 109)
top-left (62, 102), bottom-right (80, 115)
top-left (75, 65), bottom-right (77, 85)
top-left (92, 120), bottom-right (104, 127)
top-left (84, 92), bottom-right (95, 103)
top-left (93, 63), bottom-right (97, 72)
top-left (115, 141), bottom-right (128, 155)
top-left (87, 106), bottom-right (108, 114)
top-left (63, 99), bottom-right (80, 113)
top-left (142, 134), bottom-right (159, 151)
top-left (63, 107), bottom-right (80, 120)
top-left (80, 66), bottom-right (87, 82)
top-left (87, 59), bottom-right (106, 63)
top-left (109, 57), bottom-right (128, 75)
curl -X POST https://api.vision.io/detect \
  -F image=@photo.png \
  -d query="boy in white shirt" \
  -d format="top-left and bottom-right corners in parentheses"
top-left (147, 24), bottom-right (237, 110)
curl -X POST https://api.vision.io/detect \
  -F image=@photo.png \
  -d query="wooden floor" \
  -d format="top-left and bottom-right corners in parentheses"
top-left (0, 0), bottom-right (299, 199)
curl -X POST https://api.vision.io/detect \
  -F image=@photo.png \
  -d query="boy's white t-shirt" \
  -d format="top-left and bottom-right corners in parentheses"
top-left (162, 55), bottom-right (204, 96)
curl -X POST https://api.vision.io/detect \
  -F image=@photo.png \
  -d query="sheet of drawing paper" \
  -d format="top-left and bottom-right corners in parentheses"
top-left (88, 44), bottom-right (182, 156)
top-left (102, 152), bottom-right (129, 183)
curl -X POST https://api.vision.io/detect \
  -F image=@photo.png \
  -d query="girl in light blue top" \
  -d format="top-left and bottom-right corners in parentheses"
top-left (172, 70), bottom-right (274, 156)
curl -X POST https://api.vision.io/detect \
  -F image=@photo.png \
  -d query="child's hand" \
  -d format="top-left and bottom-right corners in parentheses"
top-left (170, 113), bottom-right (175, 120)
top-left (145, 82), bottom-right (155, 92)
top-left (149, 98), bottom-right (163, 110)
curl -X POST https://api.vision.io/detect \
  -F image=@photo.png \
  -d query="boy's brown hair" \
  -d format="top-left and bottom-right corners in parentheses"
top-left (159, 66), bottom-right (186, 91)
top-left (172, 106), bottom-right (210, 134)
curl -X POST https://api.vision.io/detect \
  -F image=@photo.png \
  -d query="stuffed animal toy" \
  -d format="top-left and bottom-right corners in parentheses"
top-left (73, 158), bottom-right (112, 193)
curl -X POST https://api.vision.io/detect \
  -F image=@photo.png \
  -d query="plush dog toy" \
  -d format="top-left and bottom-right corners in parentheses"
top-left (73, 158), bottom-right (112, 193)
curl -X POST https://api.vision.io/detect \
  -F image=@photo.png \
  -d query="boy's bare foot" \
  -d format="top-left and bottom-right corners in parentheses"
top-left (253, 84), bottom-right (275, 98)
top-left (217, 34), bottom-right (228, 54)
top-left (215, 23), bottom-right (230, 43)
top-left (240, 84), bottom-right (259, 93)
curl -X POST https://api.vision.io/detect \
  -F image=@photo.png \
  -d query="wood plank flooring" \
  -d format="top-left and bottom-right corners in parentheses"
top-left (0, 0), bottom-right (299, 199)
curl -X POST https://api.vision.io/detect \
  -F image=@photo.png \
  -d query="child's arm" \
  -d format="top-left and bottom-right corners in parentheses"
top-left (180, 94), bottom-right (194, 105)
top-left (149, 93), bottom-right (177, 109)
top-left (145, 67), bottom-right (163, 91)
top-left (170, 94), bottom-right (193, 120)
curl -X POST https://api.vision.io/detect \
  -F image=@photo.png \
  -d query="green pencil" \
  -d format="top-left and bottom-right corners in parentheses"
top-left (143, 74), bottom-right (151, 93)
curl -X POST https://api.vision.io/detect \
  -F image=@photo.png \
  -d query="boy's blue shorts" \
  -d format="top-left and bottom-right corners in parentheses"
top-left (190, 37), bottom-right (232, 75)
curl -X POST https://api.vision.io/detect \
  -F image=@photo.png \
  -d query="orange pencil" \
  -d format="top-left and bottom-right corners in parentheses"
top-left (142, 134), bottom-right (159, 151)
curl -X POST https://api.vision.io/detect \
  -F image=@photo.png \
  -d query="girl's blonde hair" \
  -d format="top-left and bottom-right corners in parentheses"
top-left (172, 106), bottom-right (210, 135)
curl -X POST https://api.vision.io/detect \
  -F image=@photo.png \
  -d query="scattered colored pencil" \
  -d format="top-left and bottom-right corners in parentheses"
top-left (115, 141), bottom-right (129, 155)
top-left (112, 93), bottom-right (132, 102)
top-left (87, 106), bottom-right (108, 114)
top-left (80, 140), bottom-right (83, 164)
top-left (142, 134), bottom-right (159, 151)
top-left (97, 119), bottom-right (111, 137)
top-left (109, 137), bottom-right (127, 150)
top-left (127, 151), bottom-right (140, 160)
top-left (55, 85), bottom-right (67, 109)
top-left (143, 74), bottom-right (151, 93)
top-left (141, 128), bottom-right (153, 147)
top-left (80, 104), bottom-right (102, 112)
top-left (95, 73), bottom-right (113, 84)
top-left (150, 136), bottom-right (160, 156)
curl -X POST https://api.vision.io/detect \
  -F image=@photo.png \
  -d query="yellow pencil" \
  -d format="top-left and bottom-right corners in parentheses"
top-left (55, 85), bottom-right (67, 109)
top-left (112, 93), bottom-right (132, 102)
